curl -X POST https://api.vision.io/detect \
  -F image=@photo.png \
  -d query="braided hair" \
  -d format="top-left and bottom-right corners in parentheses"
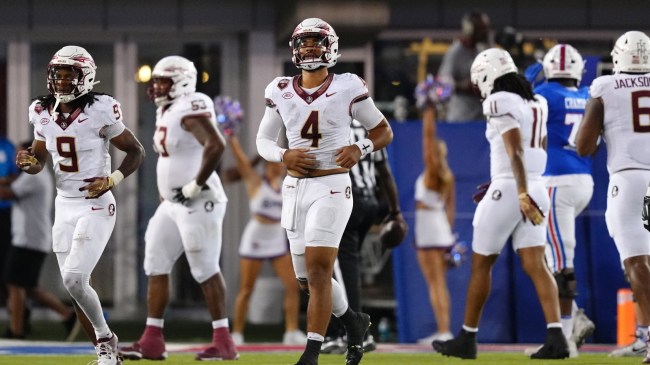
top-left (492, 73), bottom-right (535, 101)
top-left (34, 92), bottom-right (110, 111)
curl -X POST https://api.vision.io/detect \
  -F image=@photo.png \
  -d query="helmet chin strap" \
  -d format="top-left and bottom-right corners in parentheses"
top-left (51, 95), bottom-right (62, 118)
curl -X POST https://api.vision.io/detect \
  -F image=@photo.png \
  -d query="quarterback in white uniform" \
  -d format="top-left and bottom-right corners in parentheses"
top-left (256, 18), bottom-right (393, 365)
top-left (119, 56), bottom-right (237, 362)
top-left (17, 46), bottom-right (145, 365)
top-left (576, 31), bottom-right (650, 363)
top-left (433, 48), bottom-right (569, 360)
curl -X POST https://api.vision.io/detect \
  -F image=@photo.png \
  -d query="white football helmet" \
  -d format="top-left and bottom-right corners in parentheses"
top-left (47, 45), bottom-right (98, 104)
top-left (470, 48), bottom-right (518, 99)
top-left (543, 44), bottom-right (584, 84)
top-left (290, 18), bottom-right (340, 70)
top-left (151, 55), bottom-right (197, 107)
top-left (611, 31), bottom-right (650, 74)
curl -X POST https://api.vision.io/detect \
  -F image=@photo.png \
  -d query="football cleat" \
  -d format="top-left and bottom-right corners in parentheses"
top-left (571, 308), bottom-right (595, 348)
top-left (195, 327), bottom-right (239, 361)
top-left (118, 326), bottom-right (168, 360)
top-left (609, 328), bottom-right (647, 357)
top-left (529, 328), bottom-right (569, 359)
top-left (432, 329), bottom-right (477, 359)
top-left (95, 332), bottom-right (120, 365)
top-left (363, 334), bottom-right (377, 353)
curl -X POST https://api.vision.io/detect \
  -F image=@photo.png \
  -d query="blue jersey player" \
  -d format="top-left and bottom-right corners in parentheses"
top-left (534, 44), bottom-right (594, 357)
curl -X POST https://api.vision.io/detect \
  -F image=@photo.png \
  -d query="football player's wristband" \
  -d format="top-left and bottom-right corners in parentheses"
top-left (110, 170), bottom-right (124, 186)
top-left (280, 148), bottom-right (287, 162)
top-left (646, 186), bottom-right (650, 196)
top-left (354, 138), bottom-right (374, 158)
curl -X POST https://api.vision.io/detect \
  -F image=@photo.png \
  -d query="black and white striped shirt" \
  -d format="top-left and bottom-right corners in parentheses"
top-left (349, 119), bottom-right (386, 192)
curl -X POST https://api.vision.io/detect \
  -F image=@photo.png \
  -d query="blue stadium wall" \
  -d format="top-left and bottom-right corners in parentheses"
top-left (387, 118), bottom-right (626, 344)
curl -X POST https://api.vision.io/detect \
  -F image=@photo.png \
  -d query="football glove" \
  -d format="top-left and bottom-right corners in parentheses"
top-left (472, 181), bottom-right (491, 204)
top-left (16, 148), bottom-right (38, 171)
top-left (172, 180), bottom-right (202, 205)
top-left (80, 176), bottom-right (115, 199)
top-left (641, 195), bottom-right (650, 231)
top-left (519, 193), bottom-right (545, 225)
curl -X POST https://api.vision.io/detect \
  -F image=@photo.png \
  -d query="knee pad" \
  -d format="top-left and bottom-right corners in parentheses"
top-left (297, 277), bottom-right (309, 295)
top-left (62, 271), bottom-right (88, 299)
top-left (554, 269), bottom-right (578, 299)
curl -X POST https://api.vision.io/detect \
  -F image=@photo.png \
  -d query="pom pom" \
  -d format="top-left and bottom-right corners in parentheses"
top-left (414, 74), bottom-right (453, 109)
top-left (214, 95), bottom-right (244, 136)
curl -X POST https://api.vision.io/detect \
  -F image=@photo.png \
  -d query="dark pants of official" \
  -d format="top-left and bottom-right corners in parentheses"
top-left (327, 189), bottom-right (378, 337)
top-left (0, 208), bottom-right (12, 304)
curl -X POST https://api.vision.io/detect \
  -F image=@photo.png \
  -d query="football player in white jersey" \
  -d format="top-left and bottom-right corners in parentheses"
top-left (256, 17), bottom-right (393, 365)
top-left (119, 56), bottom-right (238, 361)
top-left (576, 30), bottom-right (650, 364)
top-left (16, 45), bottom-right (145, 365)
top-left (432, 48), bottom-right (569, 360)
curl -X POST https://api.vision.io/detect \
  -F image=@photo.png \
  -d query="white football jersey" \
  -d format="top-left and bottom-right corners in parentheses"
top-left (153, 92), bottom-right (227, 203)
top-left (29, 95), bottom-right (125, 198)
top-left (483, 91), bottom-right (548, 179)
top-left (590, 73), bottom-right (650, 174)
top-left (264, 73), bottom-right (383, 169)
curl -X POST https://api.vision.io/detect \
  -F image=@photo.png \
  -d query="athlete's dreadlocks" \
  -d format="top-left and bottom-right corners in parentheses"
top-left (492, 73), bottom-right (535, 101)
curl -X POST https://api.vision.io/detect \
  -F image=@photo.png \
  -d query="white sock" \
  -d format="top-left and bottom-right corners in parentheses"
top-left (462, 325), bottom-right (478, 333)
top-left (212, 318), bottom-right (229, 329)
top-left (307, 332), bottom-right (324, 342)
top-left (146, 318), bottom-right (164, 328)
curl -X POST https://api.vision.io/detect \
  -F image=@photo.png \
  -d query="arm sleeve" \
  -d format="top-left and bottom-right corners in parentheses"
top-left (256, 106), bottom-right (285, 163)
top-left (351, 97), bottom-right (384, 130)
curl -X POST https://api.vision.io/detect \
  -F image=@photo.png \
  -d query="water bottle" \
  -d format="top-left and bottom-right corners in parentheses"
top-left (378, 317), bottom-right (391, 342)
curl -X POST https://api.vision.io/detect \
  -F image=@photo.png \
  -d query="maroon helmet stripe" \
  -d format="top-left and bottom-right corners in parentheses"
top-left (560, 45), bottom-right (566, 71)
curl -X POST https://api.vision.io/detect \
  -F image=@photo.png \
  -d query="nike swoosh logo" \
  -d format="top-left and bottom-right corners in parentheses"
top-left (91, 207), bottom-right (104, 211)
top-left (78, 118), bottom-right (89, 123)
top-left (326, 92), bottom-right (337, 97)
top-left (330, 190), bottom-right (341, 194)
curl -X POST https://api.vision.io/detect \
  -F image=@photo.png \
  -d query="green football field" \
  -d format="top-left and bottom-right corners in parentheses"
top-left (0, 352), bottom-right (643, 365)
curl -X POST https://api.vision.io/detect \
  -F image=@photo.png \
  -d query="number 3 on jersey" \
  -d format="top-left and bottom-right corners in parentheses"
top-left (301, 110), bottom-right (322, 147)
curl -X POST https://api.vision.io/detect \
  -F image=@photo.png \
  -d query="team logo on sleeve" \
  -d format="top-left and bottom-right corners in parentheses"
top-left (40, 118), bottom-right (50, 125)
top-left (283, 92), bottom-right (293, 99)
top-left (492, 190), bottom-right (502, 200)
top-left (278, 79), bottom-right (290, 90)
top-left (108, 204), bottom-right (116, 216)
top-left (611, 185), bottom-right (619, 198)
